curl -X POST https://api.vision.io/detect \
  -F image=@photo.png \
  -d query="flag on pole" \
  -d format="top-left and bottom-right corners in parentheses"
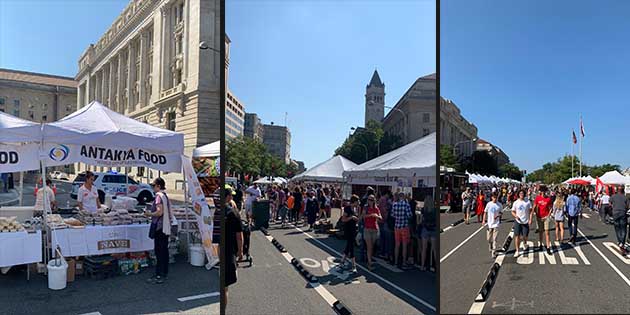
top-left (572, 130), bottom-right (577, 144)
top-left (596, 177), bottom-right (608, 195)
top-left (580, 117), bottom-right (585, 137)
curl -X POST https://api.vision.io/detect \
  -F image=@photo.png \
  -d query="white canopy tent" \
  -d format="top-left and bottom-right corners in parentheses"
top-left (599, 170), bottom-right (630, 185)
top-left (344, 132), bottom-right (436, 187)
top-left (193, 140), bottom-right (220, 158)
top-left (0, 111), bottom-right (43, 172)
top-left (42, 101), bottom-right (184, 172)
top-left (291, 155), bottom-right (357, 183)
top-left (254, 176), bottom-right (286, 185)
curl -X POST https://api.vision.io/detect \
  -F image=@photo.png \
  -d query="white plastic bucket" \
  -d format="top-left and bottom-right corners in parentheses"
top-left (47, 259), bottom-right (68, 290)
top-left (189, 245), bottom-right (206, 267)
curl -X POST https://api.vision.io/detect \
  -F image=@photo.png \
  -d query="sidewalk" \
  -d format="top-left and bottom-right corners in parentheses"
top-left (0, 189), bottom-right (19, 206)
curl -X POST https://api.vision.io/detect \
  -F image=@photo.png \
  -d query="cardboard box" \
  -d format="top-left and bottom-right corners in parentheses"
top-left (66, 259), bottom-right (76, 282)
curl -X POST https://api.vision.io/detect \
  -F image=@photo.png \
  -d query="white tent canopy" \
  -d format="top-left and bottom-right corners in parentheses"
top-left (344, 132), bottom-right (436, 187)
top-left (41, 101), bottom-right (184, 172)
top-left (0, 111), bottom-right (43, 172)
top-left (599, 170), bottom-right (630, 185)
top-left (193, 140), bottom-right (220, 158)
top-left (292, 155), bottom-right (357, 183)
top-left (254, 176), bottom-right (286, 185)
top-left (0, 110), bottom-right (42, 143)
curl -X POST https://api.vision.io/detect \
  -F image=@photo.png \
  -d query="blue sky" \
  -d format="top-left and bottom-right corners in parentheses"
top-left (0, 0), bottom-right (129, 77)
top-left (442, 0), bottom-right (630, 173)
top-left (227, 0), bottom-right (436, 168)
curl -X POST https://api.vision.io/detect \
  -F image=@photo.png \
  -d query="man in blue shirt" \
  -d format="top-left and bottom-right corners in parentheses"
top-left (566, 189), bottom-right (581, 245)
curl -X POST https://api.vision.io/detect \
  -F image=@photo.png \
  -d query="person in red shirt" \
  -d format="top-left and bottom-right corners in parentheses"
top-left (533, 186), bottom-right (553, 254)
top-left (362, 194), bottom-right (382, 270)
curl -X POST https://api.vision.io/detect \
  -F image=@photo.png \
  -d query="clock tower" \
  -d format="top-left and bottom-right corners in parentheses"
top-left (365, 69), bottom-right (385, 126)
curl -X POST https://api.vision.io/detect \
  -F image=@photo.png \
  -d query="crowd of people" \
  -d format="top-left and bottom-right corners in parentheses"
top-left (452, 181), bottom-right (630, 258)
top-left (225, 181), bottom-right (437, 278)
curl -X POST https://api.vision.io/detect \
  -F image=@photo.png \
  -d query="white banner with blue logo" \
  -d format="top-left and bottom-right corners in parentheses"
top-left (0, 143), bottom-right (40, 173)
top-left (43, 143), bottom-right (182, 172)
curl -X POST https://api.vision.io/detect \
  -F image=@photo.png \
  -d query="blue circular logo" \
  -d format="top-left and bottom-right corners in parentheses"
top-left (49, 145), bottom-right (69, 161)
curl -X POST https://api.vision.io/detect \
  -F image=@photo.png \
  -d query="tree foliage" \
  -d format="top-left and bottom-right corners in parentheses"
top-left (440, 145), bottom-right (461, 171)
top-left (334, 120), bottom-right (402, 164)
top-left (226, 136), bottom-right (299, 181)
top-left (526, 155), bottom-right (620, 184)
top-left (499, 162), bottom-right (523, 180)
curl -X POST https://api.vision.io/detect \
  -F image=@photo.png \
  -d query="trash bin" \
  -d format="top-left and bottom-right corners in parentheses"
top-left (252, 200), bottom-right (271, 230)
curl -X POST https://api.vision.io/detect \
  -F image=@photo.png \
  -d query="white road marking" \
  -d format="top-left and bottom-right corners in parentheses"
top-left (289, 224), bottom-right (435, 313)
top-left (603, 242), bottom-right (630, 264)
top-left (78, 312), bottom-right (102, 315)
top-left (555, 241), bottom-right (578, 265)
top-left (572, 242), bottom-right (591, 265)
top-left (578, 229), bottom-right (630, 288)
top-left (300, 257), bottom-right (321, 269)
top-left (441, 225), bottom-right (485, 263)
top-left (539, 244), bottom-right (556, 264)
top-left (468, 230), bottom-right (514, 314)
top-left (443, 226), bottom-right (453, 232)
top-left (177, 292), bottom-right (220, 302)
top-left (516, 242), bottom-right (535, 264)
top-left (262, 230), bottom-right (344, 309)
top-left (583, 213), bottom-right (591, 219)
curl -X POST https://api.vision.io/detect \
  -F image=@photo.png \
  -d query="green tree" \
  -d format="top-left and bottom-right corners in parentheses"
top-left (499, 162), bottom-right (522, 180)
top-left (525, 155), bottom-right (620, 184)
top-left (463, 150), bottom-right (498, 175)
top-left (440, 145), bottom-right (461, 171)
top-left (334, 120), bottom-right (402, 164)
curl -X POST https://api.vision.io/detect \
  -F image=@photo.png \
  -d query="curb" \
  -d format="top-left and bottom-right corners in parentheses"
top-left (475, 231), bottom-right (513, 302)
top-left (333, 300), bottom-right (353, 315)
top-left (290, 258), bottom-right (318, 283)
top-left (270, 237), bottom-right (287, 253)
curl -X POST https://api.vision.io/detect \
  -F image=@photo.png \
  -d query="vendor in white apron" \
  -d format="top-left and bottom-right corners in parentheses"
top-left (77, 171), bottom-right (101, 213)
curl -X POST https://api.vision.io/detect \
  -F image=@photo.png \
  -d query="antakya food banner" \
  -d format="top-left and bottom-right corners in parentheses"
top-left (0, 143), bottom-right (40, 172)
top-left (43, 143), bottom-right (182, 172)
top-left (182, 155), bottom-right (217, 267)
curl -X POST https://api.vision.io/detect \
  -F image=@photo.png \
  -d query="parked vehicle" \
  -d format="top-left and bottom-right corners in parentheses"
top-left (70, 171), bottom-right (154, 204)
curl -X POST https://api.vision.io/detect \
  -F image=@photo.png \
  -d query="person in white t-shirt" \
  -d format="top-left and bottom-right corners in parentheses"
top-left (483, 192), bottom-right (503, 258)
top-left (77, 171), bottom-right (101, 213)
top-left (600, 190), bottom-right (611, 222)
top-left (244, 183), bottom-right (261, 222)
top-left (511, 189), bottom-right (533, 257)
top-left (34, 177), bottom-right (56, 215)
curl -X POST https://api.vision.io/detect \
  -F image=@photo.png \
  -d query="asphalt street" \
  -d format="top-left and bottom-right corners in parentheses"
top-left (226, 210), bottom-right (436, 315)
top-left (0, 258), bottom-right (219, 315)
top-left (440, 208), bottom-right (630, 314)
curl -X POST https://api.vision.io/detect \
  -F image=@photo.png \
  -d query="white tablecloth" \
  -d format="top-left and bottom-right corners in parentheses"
top-left (0, 230), bottom-right (42, 268)
top-left (51, 224), bottom-right (153, 257)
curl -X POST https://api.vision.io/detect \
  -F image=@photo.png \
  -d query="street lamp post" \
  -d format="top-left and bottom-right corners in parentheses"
top-left (384, 105), bottom-right (408, 144)
top-left (199, 41), bottom-right (220, 53)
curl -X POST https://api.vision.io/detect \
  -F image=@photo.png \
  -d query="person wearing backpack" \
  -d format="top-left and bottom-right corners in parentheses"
top-left (145, 177), bottom-right (174, 284)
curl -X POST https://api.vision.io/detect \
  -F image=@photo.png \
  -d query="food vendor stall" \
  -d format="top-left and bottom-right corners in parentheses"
top-left (0, 110), bottom-right (45, 276)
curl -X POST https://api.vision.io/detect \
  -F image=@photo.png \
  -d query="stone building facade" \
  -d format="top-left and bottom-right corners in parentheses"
top-left (244, 113), bottom-right (264, 141)
top-left (476, 138), bottom-right (510, 169)
top-left (440, 97), bottom-right (478, 158)
top-left (0, 68), bottom-right (77, 122)
top-left (382, 73), bottom-right (436, 145)
top-left (262, 124), bottom-right (291, 164)
top-left (75, 0), bottom-right (221, 189)
top-left (226, 90), bottom-right (244, 139)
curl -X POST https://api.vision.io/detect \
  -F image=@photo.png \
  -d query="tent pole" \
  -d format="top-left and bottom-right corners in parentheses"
top-left (183, 174), bottom-right (190, 261)
top-left (126, 167), bottom-right (129, 196)
top-left (40, 160), bottom-right (49, 264)
top-left (19, 171), bottom-right (23, 206)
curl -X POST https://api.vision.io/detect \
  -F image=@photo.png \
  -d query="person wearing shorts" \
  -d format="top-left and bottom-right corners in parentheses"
top-left (483, 192), bottom-right (502, 258)
top-left (362, 194), bottom-right (382, 270)
top-left (392, 192), bottom-right (413, 269)
top-left (533, 187), bottom-right (553, 254)
top-left (462, 187), bottom-right (473, 225)
top-left (511, 190), bottom-right (533, 257)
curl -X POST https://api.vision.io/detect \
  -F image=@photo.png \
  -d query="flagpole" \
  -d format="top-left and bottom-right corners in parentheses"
top-left (571, 133), bottom-right (574, 178)
top-left (580, 114), bottom-right (584, 177)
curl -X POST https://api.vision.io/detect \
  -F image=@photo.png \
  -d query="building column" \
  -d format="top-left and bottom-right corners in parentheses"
top-left (77, 82), bottom-right (84, 108)
top-left (127, 44), bottom-right (133, 114)
top-left (117, 53), bottom-right (124, 113)
top-left (139, 32), bottom-right (147, 108)
top-left (108, 61), bottom-right (115, 108)
top-left (102, 67), bottom-right (108, 106)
